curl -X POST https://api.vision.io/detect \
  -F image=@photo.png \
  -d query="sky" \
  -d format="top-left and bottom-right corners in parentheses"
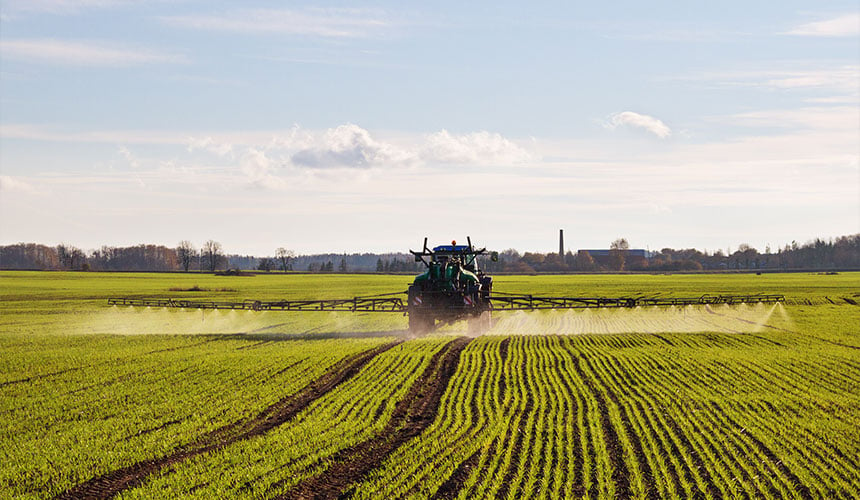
top-left (0, 1), bottom-right (858, 255)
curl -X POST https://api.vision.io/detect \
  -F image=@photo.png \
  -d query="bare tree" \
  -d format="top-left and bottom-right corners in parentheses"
top-left (575, 250), bottom-right (595, 271)
top-left (202, 240), bottom-right (223, 272)
top-left (275, 247), bottom-right (295, 272)
top-left (56, 243), bottom-right (84, 270)
top-left (610, 238), bottom-right (630, 251)
top-left (177, 240), bottom-right (196, 272)
top-left (609, 238), bottom-right (629, 271)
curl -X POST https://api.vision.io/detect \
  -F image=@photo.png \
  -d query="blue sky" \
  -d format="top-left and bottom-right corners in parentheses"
top-left (0, 1), bottom-right (857, 255)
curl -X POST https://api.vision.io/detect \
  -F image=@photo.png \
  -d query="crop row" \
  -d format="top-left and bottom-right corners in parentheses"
top-left (0, 336), bottom-right (389, 499)
top-left (352, 331), bottom-right (859, 498)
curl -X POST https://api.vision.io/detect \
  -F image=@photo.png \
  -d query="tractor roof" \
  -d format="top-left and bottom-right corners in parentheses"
top-left (432, 245), bottom-right (472, 252)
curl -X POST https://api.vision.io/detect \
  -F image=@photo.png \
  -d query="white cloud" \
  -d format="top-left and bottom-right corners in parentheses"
top-left (161, 8), bottom-right (390, 38)
top-left (605, 111), bottom-right (672, 138)
top-left (240, 148), bottom-right (287, 189)
top-left (1, 123), bottom-right (531, 169)
top-left (0, 175), bottom-right (40, 194)
top-left (289, 124), bottom-right (417, 169)
top-left (0, 39), bottom-right (184, 66)
top-left (786, 13), bottom-right (860, 37)
top-left (187, 136), bottom-right (234, 157)
top-left (267, 125), bottom-right (316, 151)
top-left (117, 146), bottom-right (141, 168)
top-left (422, 130), bottom-right (533, 165)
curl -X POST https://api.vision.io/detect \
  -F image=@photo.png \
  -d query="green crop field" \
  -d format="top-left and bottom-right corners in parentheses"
top-left (1, 271), bottom-right (858, 499)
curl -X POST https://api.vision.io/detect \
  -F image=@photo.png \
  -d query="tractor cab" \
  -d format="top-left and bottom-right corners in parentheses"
top-left (429, 244), bottom-right (478, 272)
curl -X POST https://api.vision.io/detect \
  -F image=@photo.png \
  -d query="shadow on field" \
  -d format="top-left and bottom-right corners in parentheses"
top-left (205, 329), bottom-right (410, 342)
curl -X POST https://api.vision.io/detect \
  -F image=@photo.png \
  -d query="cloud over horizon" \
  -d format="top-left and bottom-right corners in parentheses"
top-left (289, 124), bottom-right (417, 169)
top-left (422, 130), bottom-right (533, 165)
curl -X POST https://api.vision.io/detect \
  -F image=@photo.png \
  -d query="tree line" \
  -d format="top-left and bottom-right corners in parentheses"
top-left (481, 235), bottom-right (860, 273)
top-left (1, 234), bottom-right (857, 272)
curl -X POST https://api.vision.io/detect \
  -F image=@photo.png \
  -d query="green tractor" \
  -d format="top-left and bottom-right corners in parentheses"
top-left (407, 237), bottom-right (498, 334)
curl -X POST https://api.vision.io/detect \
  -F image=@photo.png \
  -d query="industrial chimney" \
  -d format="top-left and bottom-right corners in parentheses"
top-left (559, 229), bottom-right (564, 258)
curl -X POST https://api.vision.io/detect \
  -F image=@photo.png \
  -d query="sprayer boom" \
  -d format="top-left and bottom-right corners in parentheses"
top-left (108, 293), bottom-right (783, 313)
top-left (487, 293), bottom-right (785, 310)
top-left (107, 296), bottom-right (405, 312)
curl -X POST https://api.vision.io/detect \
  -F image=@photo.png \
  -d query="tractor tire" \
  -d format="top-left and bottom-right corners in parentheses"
top-left (407, 285), bottom-right (434, 335)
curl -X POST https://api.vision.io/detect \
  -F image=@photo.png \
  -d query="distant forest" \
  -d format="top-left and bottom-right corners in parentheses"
top-left (1, 234), bottom-right (858, 273)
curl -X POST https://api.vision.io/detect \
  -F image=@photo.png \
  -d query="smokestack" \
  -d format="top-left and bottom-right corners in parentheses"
top-left (559, 229), bottom-right (564, 258)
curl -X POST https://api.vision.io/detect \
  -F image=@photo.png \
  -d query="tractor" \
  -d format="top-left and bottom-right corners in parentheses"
top-left (407, 238), bottom-right (497, 334)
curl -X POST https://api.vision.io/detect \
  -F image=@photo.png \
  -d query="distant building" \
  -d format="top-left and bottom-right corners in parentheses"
top-left (578, 249), bottom-right (654, 258)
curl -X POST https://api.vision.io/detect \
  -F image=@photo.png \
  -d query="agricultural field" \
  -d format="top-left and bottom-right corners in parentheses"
top-left (1, 270), bottom-right (858, 499)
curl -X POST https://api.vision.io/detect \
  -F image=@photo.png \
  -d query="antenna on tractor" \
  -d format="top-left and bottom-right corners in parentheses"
top-left (467, 236), bottom-right (473, 252)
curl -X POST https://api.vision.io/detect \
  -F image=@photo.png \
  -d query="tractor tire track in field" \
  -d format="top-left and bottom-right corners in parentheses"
top-left (497, 337), bottom-right (510, 409)
top-left (431, 449), bottom-right (482, 500)
top-left (54, 340), bottom-right (403, 500)
top-left (280, 337), bottom-right (472, 500)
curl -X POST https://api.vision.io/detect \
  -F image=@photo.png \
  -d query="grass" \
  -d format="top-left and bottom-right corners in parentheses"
top-left (0, 270), bottom-right (858, 498)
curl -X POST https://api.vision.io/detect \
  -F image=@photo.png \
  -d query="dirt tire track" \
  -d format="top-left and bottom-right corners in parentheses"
top-left (54, 340), bottom-right (403, 500)
top-left (431, 449), bottom-right (482, 500)
top-left (280, 337), bottom-right (472, 500)
top-left (497, 337), bottom-right (510, 409)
